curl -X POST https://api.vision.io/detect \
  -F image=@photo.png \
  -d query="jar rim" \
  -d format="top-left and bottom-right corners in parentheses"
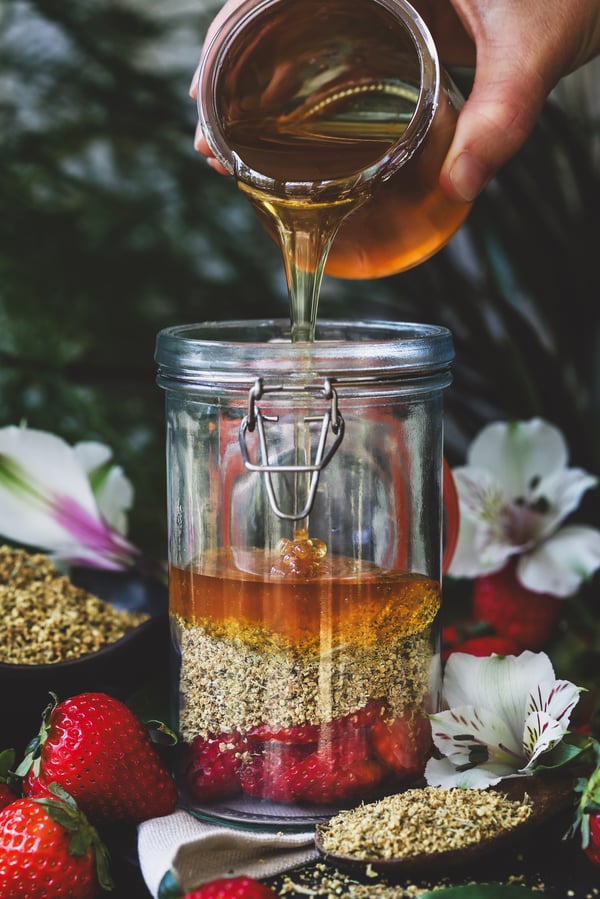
top-left (155, 319), bottom-right (454, 386)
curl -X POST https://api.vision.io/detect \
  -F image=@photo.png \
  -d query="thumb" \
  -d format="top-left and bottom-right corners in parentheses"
top-left (440, 58), bottom-right (549, 202)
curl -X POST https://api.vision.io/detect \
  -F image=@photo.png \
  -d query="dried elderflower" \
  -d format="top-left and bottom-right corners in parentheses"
top-left (0, 546), bottom-right (149, 664)
top-left (318, 787), bottom-right (533, 860)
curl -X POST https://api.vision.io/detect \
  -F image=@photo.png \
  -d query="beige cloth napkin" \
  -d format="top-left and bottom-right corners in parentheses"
top-left (138, 809), bottom-right (319, 897)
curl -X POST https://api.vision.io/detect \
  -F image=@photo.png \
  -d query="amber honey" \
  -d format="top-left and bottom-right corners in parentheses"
top-left (230, 78), bottom-right (469, 282)
top-left (169, 545), bottom-right (441, 650)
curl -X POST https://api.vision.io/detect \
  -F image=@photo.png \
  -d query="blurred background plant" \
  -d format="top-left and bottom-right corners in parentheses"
top-left (2, 1), bottom-right (600, 711)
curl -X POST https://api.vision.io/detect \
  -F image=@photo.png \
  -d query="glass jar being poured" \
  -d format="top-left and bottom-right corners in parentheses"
top-left (197, 0), bottom-right (471, 341)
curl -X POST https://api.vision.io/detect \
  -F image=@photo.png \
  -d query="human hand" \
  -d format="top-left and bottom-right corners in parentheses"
top-left (417, 0), bottom-right (600, 201)
top-left (190, 0), bottom-right (600, 201)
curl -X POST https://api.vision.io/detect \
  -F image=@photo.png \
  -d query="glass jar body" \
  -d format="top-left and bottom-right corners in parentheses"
top-left (156, 320), bottom-right (453, 826)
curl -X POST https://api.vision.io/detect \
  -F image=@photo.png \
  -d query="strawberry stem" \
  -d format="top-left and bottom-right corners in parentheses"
top-left (32, 783), bottom-right (114, 892)
top-left (15, 692), bottom-right (58, 779)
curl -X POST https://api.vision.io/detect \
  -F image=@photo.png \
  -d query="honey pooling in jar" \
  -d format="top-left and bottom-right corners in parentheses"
top-left (171, 530), bottom-right (441, 809)
top-left (271, 528), bottom-right (327, 577)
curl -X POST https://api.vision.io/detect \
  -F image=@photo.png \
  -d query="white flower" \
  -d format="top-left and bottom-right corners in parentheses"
top-left (0, 425), bottom-right (139, 570)
top-left (448, 418), bottom-right (600, 596)
top-left (425, 651), bottom-right (582, 789)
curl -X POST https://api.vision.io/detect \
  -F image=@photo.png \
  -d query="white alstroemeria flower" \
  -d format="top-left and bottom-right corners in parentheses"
top-left (448, 418), bottom-right (600, 596)
top-left (0, 425), bottom-right (139, 570)
top-left (425, 651), bottom-right (582, 789)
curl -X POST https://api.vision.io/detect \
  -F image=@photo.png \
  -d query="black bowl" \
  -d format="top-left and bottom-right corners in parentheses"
top-left (1, 570), bottom-right (170, 756)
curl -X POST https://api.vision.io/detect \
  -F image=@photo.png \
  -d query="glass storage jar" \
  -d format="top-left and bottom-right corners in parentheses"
top-left (155, 319), bottom-right (455, 826)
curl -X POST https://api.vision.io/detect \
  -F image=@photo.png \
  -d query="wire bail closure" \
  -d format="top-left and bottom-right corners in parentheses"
top-left (239, 376), bottom-right (345, 521)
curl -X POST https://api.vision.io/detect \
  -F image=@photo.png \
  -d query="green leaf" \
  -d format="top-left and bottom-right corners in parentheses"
top-left (421, 886), bottom-right (543, 899)
top-left (0, 749), bottom-right (15, 782)
top-left (15, 692), bottom-right (59, 779)
top-left (145, 720), bottom-right (178, 747)
top-left (533, 732), bottom-right (596, 771)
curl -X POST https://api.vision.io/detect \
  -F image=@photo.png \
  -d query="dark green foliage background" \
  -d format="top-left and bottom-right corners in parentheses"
top-left (1, 0), bottom-right (599, 560)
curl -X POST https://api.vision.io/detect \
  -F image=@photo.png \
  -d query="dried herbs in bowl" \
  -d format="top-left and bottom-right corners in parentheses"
top-left (0, 546), bottom-right (169, 753)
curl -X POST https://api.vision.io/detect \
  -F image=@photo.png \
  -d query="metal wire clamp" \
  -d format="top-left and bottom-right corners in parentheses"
top-left (239, 377), bottom-right (345, 521)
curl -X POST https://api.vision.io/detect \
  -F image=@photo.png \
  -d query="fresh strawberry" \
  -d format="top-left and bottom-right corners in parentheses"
top-left (370, 711), bottom-right (431, 780)
top-left (19, 692), bottom-right (178, 824)
top-left (241, 702), bottom-right (388, 803)
top-left (0, 783), bottom-right (112, 898)
top-left (184, 731), bottom-right (248, 802)
top-left (472, 560), bottom-right (563, 651)
top-left (248, 701), bottom-right (385, 747)
top-left (324, 699), bottom-right (387, 741)
top-left (0, 750), bottom-right (18, 812)
top-left (183, 876), bottom-right (277, 898)
top-left (586, 813), bottom-right (600, 866)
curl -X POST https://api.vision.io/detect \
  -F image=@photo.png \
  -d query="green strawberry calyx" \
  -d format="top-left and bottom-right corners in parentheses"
top-left (0, 748), bottom-right (19, 792)
top-left (568, 738), bottom-right (600, 850)
top-left (32, 782), bottom-right (114, 892)
top-left (15, 692), bottom-right (58, 780)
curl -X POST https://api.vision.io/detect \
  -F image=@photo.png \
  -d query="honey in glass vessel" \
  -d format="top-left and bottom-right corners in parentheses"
top-left (198, 0), bottom-right (470, 339)
top-left (156, 320), bottom-right (455, 826)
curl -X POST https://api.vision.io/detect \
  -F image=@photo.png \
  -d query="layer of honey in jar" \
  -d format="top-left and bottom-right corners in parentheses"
top-left (169, 530), bottom-right (441, 651)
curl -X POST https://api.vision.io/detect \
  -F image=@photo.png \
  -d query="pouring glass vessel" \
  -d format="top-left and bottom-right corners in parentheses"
top-left (197, 0), bottom-right (471, 281)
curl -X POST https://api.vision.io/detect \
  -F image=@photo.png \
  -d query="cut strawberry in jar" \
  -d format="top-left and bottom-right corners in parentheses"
top-left (284, 737), bottom-right (385, 805)
top-left (247, 722), bottom-right (321, 745)
top-left (370, 711), bottom-right (432, 780)
top-left (240, 742), bottom-right (311, 801)
top-left (183, 731), bottom-right (248, 802)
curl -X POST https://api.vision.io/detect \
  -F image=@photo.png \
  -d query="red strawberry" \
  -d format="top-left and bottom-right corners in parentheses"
top-left (472, 560), bottom-right (563, 651)
top-left (248, 701), bottom-right (385, 748)
top-left (183, 876), bottom-right (277, 898)
top-left (370, 711), bottom-right (431, 780)
top-left (0, 784), bottom-right (112, 898)
top-left (19, 693), bottom-right (178, 824)
top-left (586, 813), bottom-right (600, 866)
top-left (184, 731), bottom-right (248, 802)
top-left (324, 699), bottom-right (387, 741)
